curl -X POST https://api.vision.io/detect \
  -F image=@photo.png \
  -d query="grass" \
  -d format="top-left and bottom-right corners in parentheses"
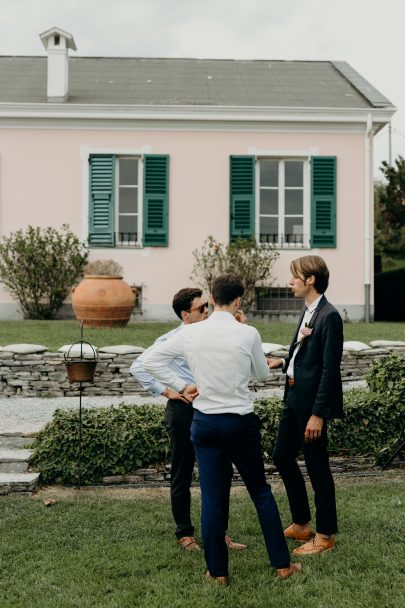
top-left (0, 320), bottom-right (404, 351)
top-left (0, 476), bottom-right (404, 607)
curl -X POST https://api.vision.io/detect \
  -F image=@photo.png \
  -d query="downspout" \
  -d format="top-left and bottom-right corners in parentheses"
top-left (364, 113), bottom-right (373, 322)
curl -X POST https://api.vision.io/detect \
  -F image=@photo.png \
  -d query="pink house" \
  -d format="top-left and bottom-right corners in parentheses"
top-left (0, 27), bottom-right (395, 321)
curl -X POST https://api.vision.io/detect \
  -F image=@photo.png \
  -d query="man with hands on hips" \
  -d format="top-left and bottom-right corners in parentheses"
top-left (268, 255), bottom-right (343, 556)
top-left (130, 287), bottom-right (246, 552)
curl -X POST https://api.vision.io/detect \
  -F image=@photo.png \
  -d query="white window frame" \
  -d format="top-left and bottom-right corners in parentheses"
top-left (115, 156), bottom-right (143, 248)
top-left (255, 157), bottom-right (310, 249)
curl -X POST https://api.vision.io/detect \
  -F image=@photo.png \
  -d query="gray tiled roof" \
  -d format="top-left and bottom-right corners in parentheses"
top-left (0, 56), bottom-right (393, 108)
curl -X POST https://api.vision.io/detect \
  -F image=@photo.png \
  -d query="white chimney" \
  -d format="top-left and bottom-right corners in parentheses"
top-left (40, 27), bottom-right (77, 102)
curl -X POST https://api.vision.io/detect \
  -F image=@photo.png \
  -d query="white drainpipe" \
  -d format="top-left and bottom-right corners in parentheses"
top-left (364, 113), bottom-right (373, 322)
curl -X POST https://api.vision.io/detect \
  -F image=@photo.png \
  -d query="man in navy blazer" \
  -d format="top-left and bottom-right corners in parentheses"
top-left (269, 255), bottom-right (343, 555)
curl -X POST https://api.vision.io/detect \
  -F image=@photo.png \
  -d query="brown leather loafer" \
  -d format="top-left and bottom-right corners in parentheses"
top-left (284, 524), bottom-right (315, 542)
top-left (293, 534), bottom-right (335, 556)
top-left (205, 570), bottom-right (229, 586)
top-left (176, 536), bottom-right (202, 551)
top-left (225, 534), bottom-right (247, 550)
top-left (276, 562), bottom-right (302, 579)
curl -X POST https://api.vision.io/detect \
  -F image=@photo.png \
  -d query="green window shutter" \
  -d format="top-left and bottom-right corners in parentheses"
top-left (230, 156), bottom-right (255, 241)
top-left (88, 155), bottom-right (115, 246)
top-left (311, 156), bottom-right (337, 248)
top-left (143, 155), bottom-right (169, 247)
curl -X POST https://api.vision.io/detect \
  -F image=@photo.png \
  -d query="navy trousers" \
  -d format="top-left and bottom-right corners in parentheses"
top-left (191, 410), bottom-right (290, 577)
top-left (165, 400), bottom-right (233, 539)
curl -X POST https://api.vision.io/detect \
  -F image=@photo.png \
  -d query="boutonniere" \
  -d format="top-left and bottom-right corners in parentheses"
top-left (293, 321), bottom-right (314, 349)
top-left (300, 323), bottom-right (313, 338)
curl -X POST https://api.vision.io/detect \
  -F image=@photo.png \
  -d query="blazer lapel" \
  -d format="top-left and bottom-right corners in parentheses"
top-left (288, 307), bottom-right (307, 357)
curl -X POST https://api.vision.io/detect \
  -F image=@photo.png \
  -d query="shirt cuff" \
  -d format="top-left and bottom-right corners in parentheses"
top-left (149, 380), bottom-right (166, 396)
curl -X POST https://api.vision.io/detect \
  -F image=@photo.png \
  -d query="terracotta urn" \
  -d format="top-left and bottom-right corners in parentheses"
top-left (72, 275), bottom-right (137, 327)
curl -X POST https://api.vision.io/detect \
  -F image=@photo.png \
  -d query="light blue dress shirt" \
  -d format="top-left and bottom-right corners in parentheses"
top-left (130, 324), bottom-right (196, 396)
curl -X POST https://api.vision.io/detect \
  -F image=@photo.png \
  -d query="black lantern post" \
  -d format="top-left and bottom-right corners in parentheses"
top-left (64, 323), bottom-right (98, 488)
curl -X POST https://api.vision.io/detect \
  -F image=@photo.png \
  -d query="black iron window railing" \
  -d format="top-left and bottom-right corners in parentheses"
top-left (256, 286), bottom-right (303, 313)
top-left (115, 232), bottom-right (138, 246)
top-left (259, 233), bottom-right (308, 248)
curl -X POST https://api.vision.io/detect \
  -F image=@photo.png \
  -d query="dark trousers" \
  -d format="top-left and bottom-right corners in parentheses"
top-left (272, 391), bottom-right (338, 535)
top-left (165, 400), bottom-right (233, 539)
top-left (191, 410), bottom-right (290, 577)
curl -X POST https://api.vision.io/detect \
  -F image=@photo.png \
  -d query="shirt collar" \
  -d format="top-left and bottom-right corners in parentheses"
top-left (305, 294), bottom-right (323, 314)
top-left (210, 311), bottom-right (237, 320)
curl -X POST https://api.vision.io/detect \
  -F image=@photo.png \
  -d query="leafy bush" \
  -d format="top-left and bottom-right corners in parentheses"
top-left (365, 354), bottom-right (405, 402)
top-left (0, 224), bottom-right (88, 319)
top-left (32, 356), bottom-right (404, 484)
top-left (191, 235), bottom-right (279, 312)
top-left (32, 404), bottom-right (169, 485)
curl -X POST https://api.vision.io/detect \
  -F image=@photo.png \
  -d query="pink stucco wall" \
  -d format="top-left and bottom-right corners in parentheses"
top-left (0, 127), bottom-right (367, 318)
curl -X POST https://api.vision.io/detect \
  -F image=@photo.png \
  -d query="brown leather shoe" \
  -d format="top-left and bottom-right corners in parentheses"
top-left (225, 534), bottom-right (247, 550)
top-left (293, 534), bottom-right (335, 556)
top-left (176, 536), bottom-right (202, 551)
top-left (284, 524), bottom-right (314, 542)
top-left (276, 562), bottom-right (302, 579)
top-left (205, 570), bottom-right (229, 586)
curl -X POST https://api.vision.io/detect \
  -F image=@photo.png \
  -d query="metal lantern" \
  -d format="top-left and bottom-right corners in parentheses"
top-left (64, 324), bottom-right (99, 488)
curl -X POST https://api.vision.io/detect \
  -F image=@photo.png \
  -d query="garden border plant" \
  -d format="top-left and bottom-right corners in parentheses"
top-left (31, 355), bottom-right (404, 485)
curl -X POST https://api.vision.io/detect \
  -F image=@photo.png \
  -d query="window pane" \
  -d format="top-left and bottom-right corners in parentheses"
top-left (285, 217), bottom-right (303, 238)
top-left (260, 160), bottom-right (278, 187)
top-left (260, 189), bottom-right (278, 214)
top-left (119, 158), bottom-right (138, 186)
top-left (285, 161), bottom-right (303, 187)
top-left (118, 215), bottom-right (137, 234)
top-left (260, 216), bottom-right (278, 239)
top-left (285, 189), bottom-right (303, 215)
top-left (119, 188), bottom-right (138, 214)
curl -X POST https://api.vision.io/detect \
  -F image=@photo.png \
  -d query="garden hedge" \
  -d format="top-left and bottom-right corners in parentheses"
top-left (32, 355), bottom-right (404, 485)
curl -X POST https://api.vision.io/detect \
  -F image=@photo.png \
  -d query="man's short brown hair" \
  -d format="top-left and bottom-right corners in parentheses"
top-left (172, 288), bottom-right (203, 319)
top-left (211, 274), bottom-right (244, 306)
top-left (290, 255), bottom-right (329, 294)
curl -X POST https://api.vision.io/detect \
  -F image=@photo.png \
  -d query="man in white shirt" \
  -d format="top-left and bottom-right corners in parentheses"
top-left (143, 274), bottom-right (301, 585)
top-left (269, 255), bottom-right (343, 556)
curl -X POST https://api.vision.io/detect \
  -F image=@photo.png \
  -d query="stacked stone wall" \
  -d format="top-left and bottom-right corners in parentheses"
top-left (0, 347), bottom-right (403, 398)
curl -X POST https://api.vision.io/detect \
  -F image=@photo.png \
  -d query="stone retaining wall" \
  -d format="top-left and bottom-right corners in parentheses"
top-left (0, 347), bottom-right (403, 398)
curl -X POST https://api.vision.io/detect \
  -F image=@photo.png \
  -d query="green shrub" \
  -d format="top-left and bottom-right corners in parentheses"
top-left (32, 357), bottom-right (404, 484)
top-left (365, 354), bottom-right (405, 403)
top-left (32, 404), bottom-right (169, 485)
top-left (0, 224), bottom-right (88, 319)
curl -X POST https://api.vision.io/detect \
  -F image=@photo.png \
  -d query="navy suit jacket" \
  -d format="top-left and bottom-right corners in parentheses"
top-left (283, 295), bottom-right (344, 420)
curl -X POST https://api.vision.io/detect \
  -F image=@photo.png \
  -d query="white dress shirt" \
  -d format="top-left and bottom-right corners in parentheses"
top-left (143, 311), bottom-right (269, 415)
top-left (287, 295), bottom-right (323, 378)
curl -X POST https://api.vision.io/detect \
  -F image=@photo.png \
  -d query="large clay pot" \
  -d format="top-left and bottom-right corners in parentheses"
top-left (72, 275), bottom-right (136, 327)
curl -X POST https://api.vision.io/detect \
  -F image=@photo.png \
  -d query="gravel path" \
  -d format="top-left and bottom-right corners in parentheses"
top-left (0, 381), bottom-right (366, 435)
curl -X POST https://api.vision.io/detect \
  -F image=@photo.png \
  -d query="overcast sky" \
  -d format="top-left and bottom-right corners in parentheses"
top-left (1, 0), bottom-right (404, 178)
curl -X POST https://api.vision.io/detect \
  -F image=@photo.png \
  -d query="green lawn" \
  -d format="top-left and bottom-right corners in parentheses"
top-left (0, 476), bottom-right (404, 607)
top-left (0, 319), bottom-right (404, 351)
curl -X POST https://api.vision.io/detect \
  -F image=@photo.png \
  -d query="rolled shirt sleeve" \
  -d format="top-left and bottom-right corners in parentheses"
top-left (143, 331), bottom-right (187, 393)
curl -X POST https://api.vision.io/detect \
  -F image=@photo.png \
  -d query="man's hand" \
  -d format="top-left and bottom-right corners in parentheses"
top-left (183, 384), bottom-right (199, 402)
top-left (235, 309), bottom-right (247, 323)
top-left (304, 415), bottom-right (324, 443)
top-left (162, 387), bottom-right (190, 404)
top-left (267, 357), bottom-right (284, 369)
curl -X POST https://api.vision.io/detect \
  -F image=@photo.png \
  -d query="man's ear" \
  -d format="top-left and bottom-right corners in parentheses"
top-left (210, 295), bottom-right (215, 306)
top-left (180, 310), bottom-right (188, 322)
top-left (307, 275), bottom-right (316, 286)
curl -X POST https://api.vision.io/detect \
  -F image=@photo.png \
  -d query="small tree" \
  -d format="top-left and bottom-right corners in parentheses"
top-left (191, 236), bottom-right (279, 312)
top-left (0, 224), bottom-right (89, 319)
top-left (375, 157), bottom-right (405, 256)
